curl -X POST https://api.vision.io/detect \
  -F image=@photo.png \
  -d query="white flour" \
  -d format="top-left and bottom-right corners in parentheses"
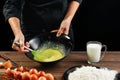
top-left (68, 66), bottom-right (118, 80)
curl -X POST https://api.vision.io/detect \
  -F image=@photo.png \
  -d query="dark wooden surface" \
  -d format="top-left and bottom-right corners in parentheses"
top-left (0, 51), bottom-right (120, 80)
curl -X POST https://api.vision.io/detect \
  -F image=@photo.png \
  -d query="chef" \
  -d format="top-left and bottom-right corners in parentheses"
top-left (3, 0), bottom-right (82, 52)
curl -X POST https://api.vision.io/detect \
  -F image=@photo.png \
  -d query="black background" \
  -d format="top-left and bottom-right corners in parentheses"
top-left (0, 0), bottom-right (120, 51)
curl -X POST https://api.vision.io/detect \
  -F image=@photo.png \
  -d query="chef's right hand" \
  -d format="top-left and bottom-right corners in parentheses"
top-left (12, 33), bottom-right (30, 53)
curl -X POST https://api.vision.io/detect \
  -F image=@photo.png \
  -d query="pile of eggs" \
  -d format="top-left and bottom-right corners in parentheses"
top-left (5, 66), bottom-right (55, 80)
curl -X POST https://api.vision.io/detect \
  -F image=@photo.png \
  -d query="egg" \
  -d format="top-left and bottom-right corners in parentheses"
top-left (30, 74), bottom-right (38, 80)
top-left (21, 72), bottom-right (31, 80)
top-left (29, 68), bottom-right (38, 74)
top-left (5, 68), bottom-right (13, 76)
top-left (45, 73), bottom-right (54, 80)
top-left (13, 71), bottom-right (22, 79)
top-left (3, 60), bottom-right (13, 69)
top-left (38, 76), bottom-right (47, 80)
top-left (40, 71), bottom-right (46, 76)
top-left (16, 66), bottom-right (24, 72)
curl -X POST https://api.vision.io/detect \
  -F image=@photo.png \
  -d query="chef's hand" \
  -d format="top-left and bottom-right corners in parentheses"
top-left (12, 33), bottom-right (30, 53)
top-left (57, 19), bottom-right (71, 37)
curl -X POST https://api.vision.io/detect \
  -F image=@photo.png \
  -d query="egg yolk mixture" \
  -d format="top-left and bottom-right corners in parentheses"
top-left (32, 48), bottom-right (64, 62)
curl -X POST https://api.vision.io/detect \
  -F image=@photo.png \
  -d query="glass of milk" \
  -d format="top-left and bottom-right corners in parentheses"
top-left (86, 41), bottom-right (107, 64)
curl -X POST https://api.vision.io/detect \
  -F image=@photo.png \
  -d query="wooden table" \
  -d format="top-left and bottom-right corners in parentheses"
top-left (0, 51), bottom-right (120, 80)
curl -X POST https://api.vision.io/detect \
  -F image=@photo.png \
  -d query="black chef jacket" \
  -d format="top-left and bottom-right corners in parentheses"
top-left (3, 0), bottom-right (82, 41)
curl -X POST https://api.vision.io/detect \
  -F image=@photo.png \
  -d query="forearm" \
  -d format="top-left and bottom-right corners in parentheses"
top-left (64, 1), bottom-right (80, 21)
top-left (8, 17), bottom-right (29, 52)
top-left (8, 17), bottom-right (23, 37)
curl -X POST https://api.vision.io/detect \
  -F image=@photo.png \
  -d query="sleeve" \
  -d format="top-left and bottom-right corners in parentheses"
top-left (74, 0), bottom-right (82, 3)
top-left (3, 0), bottom-right (22, 21)
top-left (69, 0), bottom-right (83, 3)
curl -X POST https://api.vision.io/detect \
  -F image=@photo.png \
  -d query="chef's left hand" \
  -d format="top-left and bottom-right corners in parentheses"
top-left (57, 19), bottom-right (71, 37)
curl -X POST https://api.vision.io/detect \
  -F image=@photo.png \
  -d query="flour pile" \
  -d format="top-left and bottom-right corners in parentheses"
top-left (68, 66), bottom-right (118, 80)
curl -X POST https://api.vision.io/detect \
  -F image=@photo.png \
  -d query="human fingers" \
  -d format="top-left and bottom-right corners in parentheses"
top-left (12, 43), bottom-right (21, 51)
top-left (63, 28), bottom-right (69, 35)
top-left (19, 40), bottom-right (24, 50)
top-left (56, 28), bottom-right (64, 37)
top-left (12, 38), bottom-right (21, 51)
top-left (12, 40), bottom-right (29, 53)
top-left (25, 42), bottom-right (30, 47)
top-left (19, 40), bottom-right (29, 53)
top-left (51, 29), bottom-right (58, 33)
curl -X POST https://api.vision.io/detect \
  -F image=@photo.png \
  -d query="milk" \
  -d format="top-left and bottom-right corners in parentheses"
top-left (87, 43), bottom-right (102, 63)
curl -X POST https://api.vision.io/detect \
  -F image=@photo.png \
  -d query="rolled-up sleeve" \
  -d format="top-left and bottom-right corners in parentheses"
top-left (3, 0), bottom-right (21, 21)
top-left (74, 0), bottom-right (82, 3)
top-left (68, 0), bottom-right (82, 3)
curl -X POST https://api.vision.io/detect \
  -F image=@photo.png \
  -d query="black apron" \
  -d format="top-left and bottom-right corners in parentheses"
top-left (21, 0), bottom-right (73, 42)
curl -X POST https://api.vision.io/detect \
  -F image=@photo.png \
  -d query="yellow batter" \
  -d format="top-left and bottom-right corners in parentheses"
top-left (33, 48), bottom-right (64, 62)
